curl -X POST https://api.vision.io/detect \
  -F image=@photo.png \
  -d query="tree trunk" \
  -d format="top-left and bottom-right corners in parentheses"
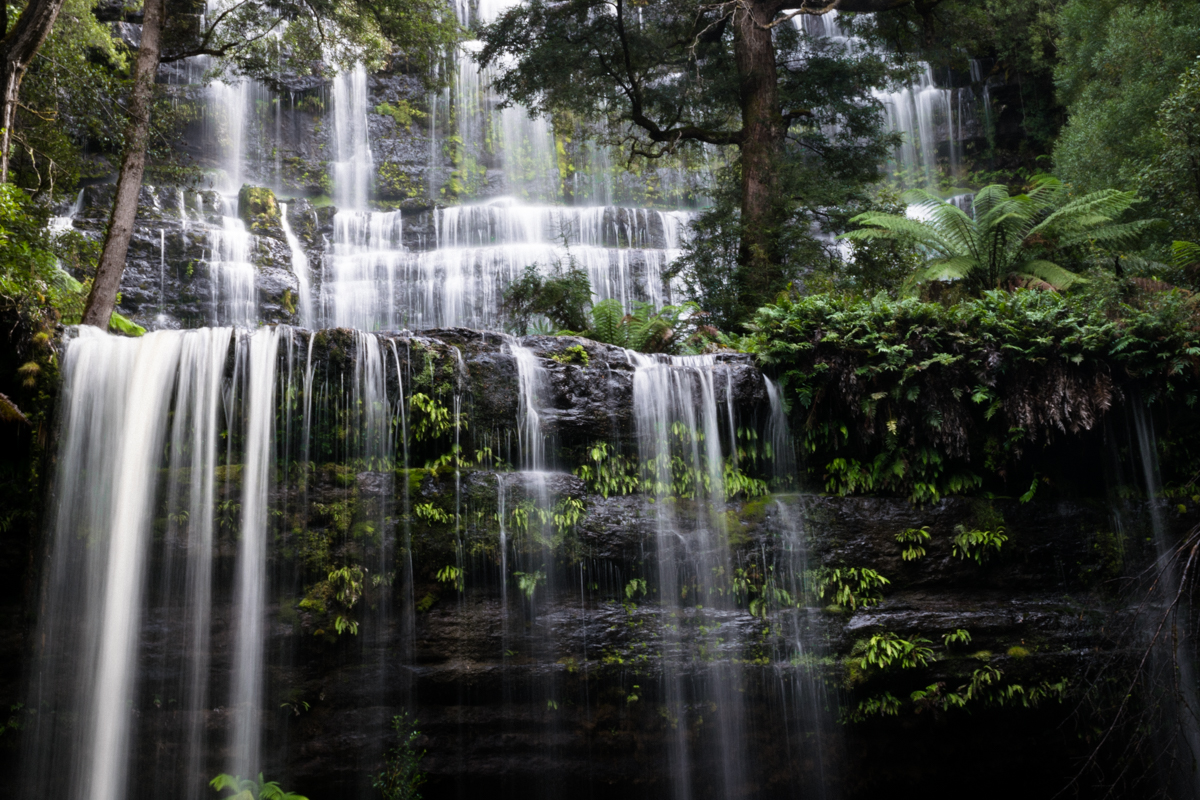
top-left (81, 0), bottom-right (166, 329)
top-left (0, 0), bottom-right (69, 182)
top-left (732, 0), bottom-right (785, 320)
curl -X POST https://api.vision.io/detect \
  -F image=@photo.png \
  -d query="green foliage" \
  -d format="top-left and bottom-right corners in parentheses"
top-left (856, 632), bottom-right (935, 671)
top-left (514, 569), bottom-right (545, 599)
top-left (841, 177), bottom-right (1150, 293)
top-left (895, 526), bottom-right (930, 561)
top-left (574, 442), bottom-right (640, 498)
top-left (586, 299), bottom-right (704, 354)
top-left (943, 629), bottom-right (972, 647)
top-left (950, 526), bottom-right (1008, 565)
top-left (436, 565), bottom-right (463, 592)
top-left (328, 565), bottom-right (364, 635)
top-left (409, 393), bottom-right (462, 442)
top-left (500, 262), bottom-right (592, 335)
top-left (732, 564), bottom-right (796, 619)
top-left (816, 567), bottom-right (890, 610)
top-left (210, 773), bottom-right (308, 800)
top-left (1054, 0), bottom-right (1200, 197)
top-left (374, 713), bottom-right (426, 800)
top-left (747, 288), bottom-right (1200, 500)
top-left (414, 502), bottom-right (452, 526)
top-left (1139, 58), bottom-right (1200, 243)
top-left (375, 100), bottom-right (427, 129)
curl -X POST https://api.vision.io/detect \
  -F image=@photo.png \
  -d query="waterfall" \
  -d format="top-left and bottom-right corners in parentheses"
top-left (21, 328), bottom-right (233, 800)
top-left (229, 327), bottom-right (282, 778)
top-left (207, 208), bottom-right (256, 326)
top-left (331, 65), bottom-right (373, 211)
top-left (798, 11), bottom-right (979, 189)
top-left (1127, 405), bottom-right (1200, 795)
top-left (280, 203), bottom-right (315, 327)
top-left (630, 352), bottom-right (747, 799)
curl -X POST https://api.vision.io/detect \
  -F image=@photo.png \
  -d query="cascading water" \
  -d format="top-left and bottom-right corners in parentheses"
top-left (1122, 405), bottom-right (1200, 795)
top-left (22, 3), bottom-right (830, 796)
top-left (798, 12), bottom-right (981, 189)
top-left (630, 352), bottom-right (746, 799)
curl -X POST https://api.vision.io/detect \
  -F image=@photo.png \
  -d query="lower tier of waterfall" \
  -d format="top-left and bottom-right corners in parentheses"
top-left (21, 325), bottom-right (836, 800)
top-left (14, 324), bottom-right (1188, 800)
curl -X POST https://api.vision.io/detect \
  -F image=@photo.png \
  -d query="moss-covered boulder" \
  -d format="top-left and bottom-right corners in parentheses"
top-left (237, 184), bottom-right (282, 236)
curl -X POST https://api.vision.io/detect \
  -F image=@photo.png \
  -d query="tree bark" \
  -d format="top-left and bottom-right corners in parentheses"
top-left (81, 0), bottom-right (166, 329)
top-left (732, 0), bottom-right (786, 319)
top-left (0, 0), bottom-right (69, 182)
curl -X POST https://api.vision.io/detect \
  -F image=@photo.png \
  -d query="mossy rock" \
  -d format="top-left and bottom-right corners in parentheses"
top-left (237, 184), bottom-right (281, 233)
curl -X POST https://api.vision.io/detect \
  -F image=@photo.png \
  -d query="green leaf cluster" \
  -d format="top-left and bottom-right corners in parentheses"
top-left (748, 287), bottom-right (1200, 500)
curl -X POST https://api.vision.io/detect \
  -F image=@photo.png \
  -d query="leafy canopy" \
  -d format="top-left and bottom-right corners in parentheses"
top-left (1053, 0), bottom-right (1200, 195)
top-left (841, 177), bottom-right (1149, 293)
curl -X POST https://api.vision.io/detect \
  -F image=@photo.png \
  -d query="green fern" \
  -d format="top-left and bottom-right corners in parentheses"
top-left (841, 176), bottom-right (1149, 293)
top-left (590, 299), bottom-right (626, 347)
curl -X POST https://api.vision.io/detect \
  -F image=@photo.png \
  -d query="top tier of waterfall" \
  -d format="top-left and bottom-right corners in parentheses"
top-left (797, 12), bottom-right (983, 189)
top-left (53, 3), bottom-right (990, 336)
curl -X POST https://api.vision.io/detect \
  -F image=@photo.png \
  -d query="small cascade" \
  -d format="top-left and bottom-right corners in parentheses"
top-left (206, 209), bottom-right (256, 326)
top-left (320, 201), bottom-right (688, 330)
top-left (280, 203), bottom-right (314, 327)
top-left (323, 209), bottom-right (405, 330)
top-left (331, 65), bottom-right (374, 211)
top-left (49, 189), bottom-right (84, 231)
top-left (798, 12), bottom-right (980, 188)
top-left (1126, 405), bottom-right (1200, 795)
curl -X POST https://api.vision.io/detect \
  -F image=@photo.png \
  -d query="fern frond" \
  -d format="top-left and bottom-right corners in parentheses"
top-left (1058, 219), bottom-right (1160, 249)
top-left (1015, 259), bottom-right (1084, 290)
top-left (589, 298), bottom-right (625, 347)
top-left (914, 256), bottom-right (976, 283)
top-left (1171, 240), bottom-right (1200, 268)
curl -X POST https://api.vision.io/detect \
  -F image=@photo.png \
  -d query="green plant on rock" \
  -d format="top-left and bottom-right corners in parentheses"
top-left (895, 526), bottom-right (931, 561)
top-left (723, 461), bottom-right (769, 501)
top-left (514, 569), bottom-right (545, 599)
top-left (409, 393), bottom-right (459, 442)
top-left (942, 628), bottom-right (972, 647)
top-left (910, 667), bottom-right (1068, 712)
top-left (550, 344), bottom-right (589, 366)
top-left (840, 176), bottom-right (1150, 293)
top-left (328, 565), bottom-right (365, 636)
top-left (553, 496), bottom-right (586, 534)
top-left (210, 773), bottom-right (308, 800)
top-left (414, 502), bottom-right (452, 526)
top-left (951, 525), bottom-right (1008, 565)
top-left (501, 261), bottom-right (592, 334)
top-left (732, 564), bottom-right (795, 619)
top-left (375, 99), bottom-right (427, 129)
top-left (856, 631), bottom-right (936, 671)
top-left (575, 442), bottom-right (639, 498)
top-left (374, 712), bottom-right (427, 800)
top-left (815, 567), bottom-right (890, 610)
top-left (436, 565), bottom-right (464, 592)
top-left (587, 298), bottom-right (702, 354)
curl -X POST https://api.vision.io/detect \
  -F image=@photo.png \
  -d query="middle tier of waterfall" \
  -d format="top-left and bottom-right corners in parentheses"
top-left (322, 201), bottom-right (690, 331)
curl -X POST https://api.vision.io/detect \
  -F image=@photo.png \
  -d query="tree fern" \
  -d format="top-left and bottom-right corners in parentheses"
top-left (590, 299), bottom-right (625, 347)
top-left (841, 176), bottom-right (1146, 293)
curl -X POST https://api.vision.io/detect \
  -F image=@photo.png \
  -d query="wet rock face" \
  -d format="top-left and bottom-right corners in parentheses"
top-left (65, 184), bottom-right (301, 329)
top-left (102, 487), bottom-right (1138, 800)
